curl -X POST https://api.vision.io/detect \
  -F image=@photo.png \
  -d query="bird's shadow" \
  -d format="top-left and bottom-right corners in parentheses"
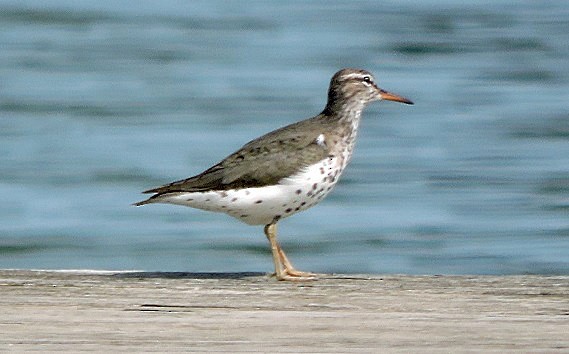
top-left (111, 271), bottom-right (375, 281)
top-left (112, 271), bottom-right (267, 280)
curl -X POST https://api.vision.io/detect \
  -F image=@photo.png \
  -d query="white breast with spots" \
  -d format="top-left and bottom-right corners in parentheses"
top-left (160, 155), bottom-right (346, 226)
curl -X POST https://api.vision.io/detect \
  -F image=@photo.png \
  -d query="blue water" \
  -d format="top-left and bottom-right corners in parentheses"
top-left (1, 0), bottom-right (568, 275)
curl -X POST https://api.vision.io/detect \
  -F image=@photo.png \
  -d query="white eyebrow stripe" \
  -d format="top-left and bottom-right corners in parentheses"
top-left (342, 73), bottom-right (366, 80)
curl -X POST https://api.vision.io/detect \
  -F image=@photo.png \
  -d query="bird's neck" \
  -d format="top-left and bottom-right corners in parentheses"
top-left (323, 94), bottom-right (366, 116)
top-left (320, 100), bottom-right (365, 165)
top-left (316, 101), bottom-right (363, 173)
top-left (321, 99), bottom-right (366, 133)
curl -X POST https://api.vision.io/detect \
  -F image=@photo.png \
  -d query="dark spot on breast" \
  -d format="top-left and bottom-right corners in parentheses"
top-left (296, 189), bottom-right (302, 195)
top-left (245, 190), bottom-right (250, 195)
top-left (220, 191), bottom-right (228, 198)
top-left (312, 183), bottom-right (318, 190)
top-left (285, 208), bottom-right (292, 213)
top-left (300, 202), bottom-right (306, 206)
top-left (186, 198), bottom-right (194, 202)
top-left (255, 200), bottom-right (263, 204)
top-left (307, 191), bottom-right (313, 197)
top-left (320, 167), bottom-right (325, 174)
top-left (295, 207), bottom-right (301, 211)
top-left (231, 198), bottom-right (238, 202)
top-left (240, 214), bottom-right (249, 218)
top-left (205, 198), bottom-right (210, 202)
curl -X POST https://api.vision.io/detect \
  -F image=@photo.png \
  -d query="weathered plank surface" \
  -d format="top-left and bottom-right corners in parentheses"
top-left (0, 270), bottom-right (568, 352)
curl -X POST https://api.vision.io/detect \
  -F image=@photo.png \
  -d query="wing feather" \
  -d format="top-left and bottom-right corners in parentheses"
top-left (139, 117), bottom-right (331, 199)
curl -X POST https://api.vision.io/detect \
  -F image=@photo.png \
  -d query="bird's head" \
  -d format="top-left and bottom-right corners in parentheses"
top-left (325, 68), bottom-right (413, 114)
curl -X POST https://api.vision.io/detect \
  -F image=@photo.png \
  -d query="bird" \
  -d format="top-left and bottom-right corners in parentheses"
top-left (134, 68), bottom-right (413, 281)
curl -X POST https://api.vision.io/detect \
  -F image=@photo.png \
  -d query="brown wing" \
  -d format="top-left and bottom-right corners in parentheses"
top-left (139, 117), bottom-right (330, 198)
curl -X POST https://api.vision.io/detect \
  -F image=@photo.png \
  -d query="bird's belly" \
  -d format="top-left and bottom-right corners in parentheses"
top-left (160, 156), bottom-right (344, 225)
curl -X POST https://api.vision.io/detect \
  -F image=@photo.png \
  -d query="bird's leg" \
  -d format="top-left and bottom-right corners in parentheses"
top-left (264, 223), bottom-right (315, 281)
top-left (276, 244), bottom-right (317, 277)
top-left (264, 223), bottom-right (285, 279)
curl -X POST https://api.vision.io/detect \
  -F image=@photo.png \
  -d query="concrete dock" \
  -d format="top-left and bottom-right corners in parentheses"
top-left (1, 270), bottom-right (568, 352)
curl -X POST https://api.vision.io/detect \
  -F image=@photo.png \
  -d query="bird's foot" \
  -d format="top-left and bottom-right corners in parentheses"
top-left (284, 268), bottom-right (318, 278)
top-left (271, 268), bottom-right (319, 281)
top-left (264, 223), bottom-right (320, 281)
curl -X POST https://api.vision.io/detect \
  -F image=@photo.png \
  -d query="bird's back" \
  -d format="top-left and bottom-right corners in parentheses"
top-left (135, 113), bottom-right (341, 204)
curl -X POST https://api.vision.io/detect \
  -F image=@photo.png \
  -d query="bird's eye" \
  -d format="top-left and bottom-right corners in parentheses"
top-left (362, 76), bottom-right (372, 84)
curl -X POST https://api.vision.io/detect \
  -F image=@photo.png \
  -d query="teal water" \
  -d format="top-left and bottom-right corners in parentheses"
top-left (1, 0), bottom-right (568, 274)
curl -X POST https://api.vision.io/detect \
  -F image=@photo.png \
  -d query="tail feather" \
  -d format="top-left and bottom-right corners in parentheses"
top-left (132, 198), bottom-right (152, 207)
top-left (133, 192), bottom-right (172, 206)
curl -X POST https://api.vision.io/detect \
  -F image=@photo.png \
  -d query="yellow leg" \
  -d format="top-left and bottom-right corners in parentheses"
top-left (264, 223), bottom-right (284, 278)
top-left (263, 223), bottom-right (316, 281)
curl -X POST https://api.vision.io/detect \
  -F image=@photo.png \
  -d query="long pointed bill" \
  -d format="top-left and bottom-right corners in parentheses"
top-left (379, 89), bottom-right (414, 105)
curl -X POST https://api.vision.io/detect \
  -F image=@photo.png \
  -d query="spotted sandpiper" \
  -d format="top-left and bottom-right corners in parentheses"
top-left (134, 68), bottom-right (413, 280)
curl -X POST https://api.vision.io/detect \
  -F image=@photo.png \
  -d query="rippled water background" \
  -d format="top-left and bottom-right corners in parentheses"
top-left (1, 0), bottom-right (568, 274)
